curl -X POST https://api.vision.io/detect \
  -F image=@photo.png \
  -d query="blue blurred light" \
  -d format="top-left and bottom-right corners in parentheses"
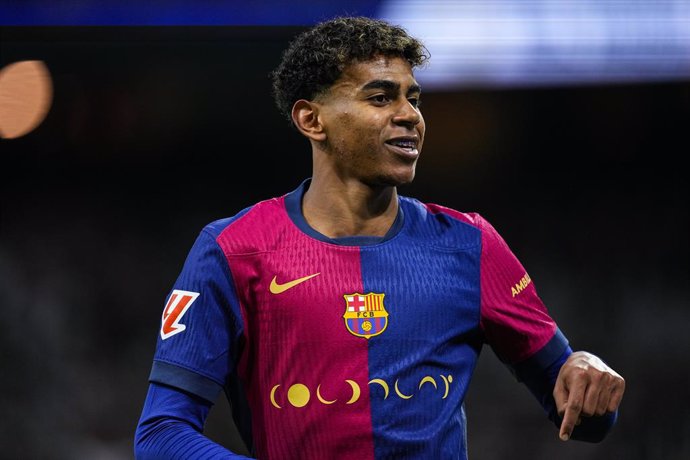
top-left (377, 0), bottom-right (690, 89)
top-left (0, 0), bottom-right (382, 26)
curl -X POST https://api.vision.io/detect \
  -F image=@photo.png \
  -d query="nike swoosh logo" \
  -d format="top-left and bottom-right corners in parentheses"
top-left (269, 273), bottom-right (320, 294)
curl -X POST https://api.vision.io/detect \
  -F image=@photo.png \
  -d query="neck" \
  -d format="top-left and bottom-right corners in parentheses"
top-left (302, 175), bottom-right (399, 239)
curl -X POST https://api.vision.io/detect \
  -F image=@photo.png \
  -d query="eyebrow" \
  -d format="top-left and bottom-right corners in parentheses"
top-left (361, 79), bottom-right (422, 95)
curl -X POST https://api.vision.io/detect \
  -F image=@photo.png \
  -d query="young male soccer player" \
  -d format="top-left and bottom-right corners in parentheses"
top-left (135, 16), bottom-right (625, 459)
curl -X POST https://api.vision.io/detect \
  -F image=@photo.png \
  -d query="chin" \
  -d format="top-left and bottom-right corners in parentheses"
top-left (394, 167), bottom-right (417, 186)
top-left (366, 164), bottom-right (417, 188)
top-left (382, 172), bottom-right (416, 188)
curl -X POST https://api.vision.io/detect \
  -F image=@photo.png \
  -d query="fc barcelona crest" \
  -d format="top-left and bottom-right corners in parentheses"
top-left (343, 292), bottom-right (389, 339)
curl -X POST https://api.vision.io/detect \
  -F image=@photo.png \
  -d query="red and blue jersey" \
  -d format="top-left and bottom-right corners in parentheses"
top-left (147, 179), bottom-right (572, 459)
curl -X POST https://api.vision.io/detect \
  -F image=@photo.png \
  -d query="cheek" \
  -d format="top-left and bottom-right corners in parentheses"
top-left (333, 112), bottom-right (360, 137)
top-left (341, 116), bottom-right (380, 143)
top-left (417, 117), bottom-right (426, 145)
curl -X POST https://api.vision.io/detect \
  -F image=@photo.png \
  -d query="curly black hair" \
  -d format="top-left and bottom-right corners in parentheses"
top-left (271, 16), bottom-right (430, 124)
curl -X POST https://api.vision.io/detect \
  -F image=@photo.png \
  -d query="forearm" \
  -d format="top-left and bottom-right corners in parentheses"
top-left (134, 383), bottom-right (253, 460)
top-left (135, 417), bottom-right (248, 459)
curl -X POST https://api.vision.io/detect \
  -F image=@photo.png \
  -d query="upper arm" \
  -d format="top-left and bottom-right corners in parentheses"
top-left (477, 215), bottom-right (562, 364)
top-left (150, 229), bottom-right (245, 403)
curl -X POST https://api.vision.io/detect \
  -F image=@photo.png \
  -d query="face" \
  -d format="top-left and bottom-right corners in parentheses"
top-left (315, 56), bottom-right (425, 187)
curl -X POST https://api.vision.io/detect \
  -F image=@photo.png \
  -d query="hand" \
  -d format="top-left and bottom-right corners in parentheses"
top-left (553, 351), bottom-right (625, 441)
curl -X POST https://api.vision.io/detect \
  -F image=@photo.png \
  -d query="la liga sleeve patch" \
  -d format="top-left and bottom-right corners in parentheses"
top-left (160, 289), bottom-right (200, 340)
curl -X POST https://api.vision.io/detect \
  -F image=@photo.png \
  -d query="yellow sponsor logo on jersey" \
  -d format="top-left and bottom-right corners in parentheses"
top-left (268, 374), bottom-right (454, 409)
top-left (511, 273), bottom-right (532, 297)
top-left (269, 272), bottom-right (320, 294)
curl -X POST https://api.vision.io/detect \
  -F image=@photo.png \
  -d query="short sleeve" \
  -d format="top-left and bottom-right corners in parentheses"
top-left (149, 228), bottom-right (244, 403)
top-left (477, 215), bottom-right (567, 366)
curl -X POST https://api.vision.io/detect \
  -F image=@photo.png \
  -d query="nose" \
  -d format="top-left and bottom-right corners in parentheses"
top-left (392, 100), bottom-right (422, 128)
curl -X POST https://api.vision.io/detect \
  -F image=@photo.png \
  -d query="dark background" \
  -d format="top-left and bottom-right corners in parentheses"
top-left (1, 26), bottom-right (688, 460)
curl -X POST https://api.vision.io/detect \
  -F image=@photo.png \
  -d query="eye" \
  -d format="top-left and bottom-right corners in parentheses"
top-left (369, 94), bottom-right (390, 105)
top-left (408, 97), bottom-right (421, 109)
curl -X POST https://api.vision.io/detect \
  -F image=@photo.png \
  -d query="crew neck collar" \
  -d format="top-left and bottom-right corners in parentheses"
top-left (284, 178), bottom-right (404, 246)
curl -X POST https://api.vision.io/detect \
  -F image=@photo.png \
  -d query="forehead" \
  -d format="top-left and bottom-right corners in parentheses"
top-left (332, 56), bottom-right (419, 92)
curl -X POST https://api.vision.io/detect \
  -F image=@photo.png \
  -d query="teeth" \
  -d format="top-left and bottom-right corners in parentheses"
top-left (390, 140), bottom-right (415, 148)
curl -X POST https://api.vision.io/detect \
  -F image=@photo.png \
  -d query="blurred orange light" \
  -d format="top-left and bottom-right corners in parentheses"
top-left (0, 60), bottom-right (53, 139)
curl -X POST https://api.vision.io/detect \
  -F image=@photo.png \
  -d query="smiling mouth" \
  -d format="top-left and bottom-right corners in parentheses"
top-left (385, 138), bottom-right (419, 156)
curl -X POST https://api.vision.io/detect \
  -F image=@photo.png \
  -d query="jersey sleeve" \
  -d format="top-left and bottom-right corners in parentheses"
top-left (476, 214), bottom-right (568, 367)
top-left (149, 228), bottom-right (245, 403)
top-left (476, 215), bottom-right (617, 441)
top-left (135, 382), bottom-right (253, 459)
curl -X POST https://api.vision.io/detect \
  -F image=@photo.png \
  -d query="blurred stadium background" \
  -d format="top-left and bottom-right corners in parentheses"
top-left (1, 1), bottom-right (688, 459)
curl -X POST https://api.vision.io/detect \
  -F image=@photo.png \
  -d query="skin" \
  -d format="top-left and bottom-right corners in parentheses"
top-left (291, 55), bottom-right (424, 238)
top-left (291, 54), bottom-right (625, 441)
top-left (554, 351), bottom-right (625, 440)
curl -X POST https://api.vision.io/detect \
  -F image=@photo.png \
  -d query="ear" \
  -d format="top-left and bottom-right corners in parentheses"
top-left (291, 99), bottom-right (326, 142)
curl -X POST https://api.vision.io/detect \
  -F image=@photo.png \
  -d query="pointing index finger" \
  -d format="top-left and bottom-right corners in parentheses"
top-left (559, 379), bottom-right (587, 441)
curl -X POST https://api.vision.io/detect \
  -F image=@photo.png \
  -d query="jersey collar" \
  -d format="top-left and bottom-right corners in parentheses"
top-left (284, 178), bottom-right (405, 246)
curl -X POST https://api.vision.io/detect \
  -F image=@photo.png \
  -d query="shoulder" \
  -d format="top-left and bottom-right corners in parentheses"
top-left (399, 196), bottom-right (498, 250)
top-left (199, 194), bottom-right (293, 255)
